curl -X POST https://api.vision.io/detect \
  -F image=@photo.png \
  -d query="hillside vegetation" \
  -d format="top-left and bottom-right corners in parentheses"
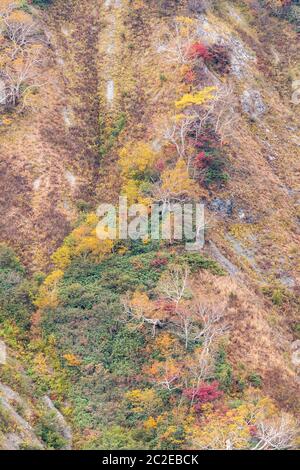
top-left (0, 0), bottom-right (299, 450)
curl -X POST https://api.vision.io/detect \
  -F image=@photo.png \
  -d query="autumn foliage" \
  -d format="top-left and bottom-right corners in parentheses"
top-left (187, 42), bottom-right (211, 60)
top-left (183, 381), bottom-right (223, 411)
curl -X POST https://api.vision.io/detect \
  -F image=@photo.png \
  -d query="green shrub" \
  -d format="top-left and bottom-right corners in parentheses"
top-left (177, 253), bottom-right (224, 275)
top-left (293, 323), bottom-right (300, 339)
top-left (63, 250), bottom-right (164, 294)
top-left (31, 0), bottom-right (53, 7)
top-left (271, 288), bottom-right (285, 306)
top-left (204, 157), bottom-right (229, 187)
top-left (214, 347), bottom-right (232, 391)
top-left (99, 113), bottom-right (126, 158)
top-left (0, 405), bottom-right (13, 433)
top-left (0, 244), bottom-right (23, 272)
top-left (85, 425), bottom-right (141, 450)
top-left (0, 245), bottom-right (35, 329)
top-left (248, 372), bottom-right (262, 388)
top-left (35, 411), bottom-right (66, 450)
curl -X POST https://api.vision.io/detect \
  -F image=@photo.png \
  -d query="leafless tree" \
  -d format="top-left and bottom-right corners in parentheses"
top-left (193, 412), bottom-right (298, 450)
top-left (187, 345), bottom-right (216, 392)
top-left (162, 115), bottom-right (192, 160)
top-left (122, 296), bottom-right (164, 337)
top-left (193, 302), bottom-right (228, 348)
top-left (0, 3), bottom-right (38, 58)
top-left (157, 17), bottom-right (199, 65)
top-left (161, 113), bottom-right (202, 170)
top-left (158, 264), bottom-right (190, 309)
top-left (158, 375), bottom-right (180, 391)
top-left (173, 304), bottom-right (194, 350)
top-left (0, 48), bottom-right (43, 108)
top-left (156, 362), bottom-right (182, 392)
top-left (158, 267), bottom-right (228, 351)
top-left (253, 414), bottom-right (298, 450)
top-left (151, 179), bottom-right (194, 214)
top-left (162, 85), bottom-right (238, 166)
top-left (185, 302), bottom-right (228, 399)
top-left (199, 84), bottom-right (239, 144)
top-left (157, 265), bottom-right (192, 348)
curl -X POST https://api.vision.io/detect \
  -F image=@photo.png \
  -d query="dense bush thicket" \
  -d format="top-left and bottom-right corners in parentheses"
top-left (0, 244), bottom-right (36, 330)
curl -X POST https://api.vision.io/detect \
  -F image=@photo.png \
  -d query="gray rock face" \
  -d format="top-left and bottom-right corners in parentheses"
top-left (241, 89), bottom-right (267, 121)
top-left (43, 396), bottom-right (72, 450)
top-left (187, 0), bottom-right (208, 14)
top-left (291, 340), bottom-right (300, 352)
top-left (291, 341), bottom-right (300, 368)
top-left (229, 36), bottom-right (256, 78)
top-left (0, 79), bottom-right (6, 106)
top-left (280, 275), bottom-right (296, 289)
top-left (210, 198), bottom-right (234, 216)
top-left (0, 384), bottom-right (44, 450)
top-left (0, 340), bottom-right (6, 364)
top-left (208, 241), bottom-right (240, 277)
top-left (1, 433), bottom-right (23, 450)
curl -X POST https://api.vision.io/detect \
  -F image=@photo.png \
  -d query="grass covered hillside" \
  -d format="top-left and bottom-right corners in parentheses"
top-left (0, 0), bottom-right (299, 450)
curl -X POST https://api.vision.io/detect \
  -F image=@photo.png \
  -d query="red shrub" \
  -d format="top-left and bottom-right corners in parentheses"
top-left (187, 42), bottom-right (211, 61)
top-left (194, 152), bottom-right (214, 171)
top-left (150, 257), bottom-right (169, 268)
top-left (193, 151), bottom-right (206, 169)
top-left (155, 299), bottom-right (176, 314)
top-left (195, 128), bottom-right (222, 150)
top-left (155, 159), bottom-right (165, 173)
top-left (183, 381), bottom-right (223, 411)
top-left (184, 69), bottom-right (197, 84)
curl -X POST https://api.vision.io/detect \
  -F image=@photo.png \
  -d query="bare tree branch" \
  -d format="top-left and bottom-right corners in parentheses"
top-left (253, 414), bottom-right (298, 450)
top-left (0, 47), bottom-right (44, 109)
top-left (122, 295), bottom-right (164, 337)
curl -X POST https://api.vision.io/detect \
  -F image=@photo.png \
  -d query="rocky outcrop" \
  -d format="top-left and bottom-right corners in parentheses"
top-left (0, 383), bottom-right (44, 450)
top-left (241, 89), bottom-right (267, 121)
top-left (42, 396), bottom-right (72, 450)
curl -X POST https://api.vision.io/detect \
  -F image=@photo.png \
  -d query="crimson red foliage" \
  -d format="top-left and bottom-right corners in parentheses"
top-left (150, 257), bottom-right (169, 268)
top-left (155, 159), bottom-right (166, 173)
top-left (183, 381), bottom-right (223, 411)
top-left (156, 299), bottom-right (176, 314)
top-left (194, 152), bottom-right (215, 171)
top-left (193, 151), bottom-right (206, 169)
top-left (187, 42), bottom-right (211, 60)
top-left (194, 128), bottom-right (222, 150)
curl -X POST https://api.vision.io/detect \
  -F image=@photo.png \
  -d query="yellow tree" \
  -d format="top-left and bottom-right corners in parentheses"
top-left (175, 87), bottom-right (216, 109)
top-left (125, 388), bottom-right (163, 417)
top-left (158, 16), bottom-right (197, 65)
top-left (121, 179), bottom-right (151, 206)
top-left (52, 213), bottom-right (113, 270)
top-left (119, 142), bottom-right (159, 179)
top-left (155, 158), bottom-right (200, 204)
top-left (185, 405), bottom-right (252, 450)
top-left (184, 391), bottom-right (298, 450)
top-left (35, 270), bottom-right (64, 310)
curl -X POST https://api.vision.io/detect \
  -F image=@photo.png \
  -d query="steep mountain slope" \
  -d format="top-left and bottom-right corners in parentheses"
top-left (0, 0), bottom-right (299, 450)
top-left (0, 0), bottom-right (102, 269)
